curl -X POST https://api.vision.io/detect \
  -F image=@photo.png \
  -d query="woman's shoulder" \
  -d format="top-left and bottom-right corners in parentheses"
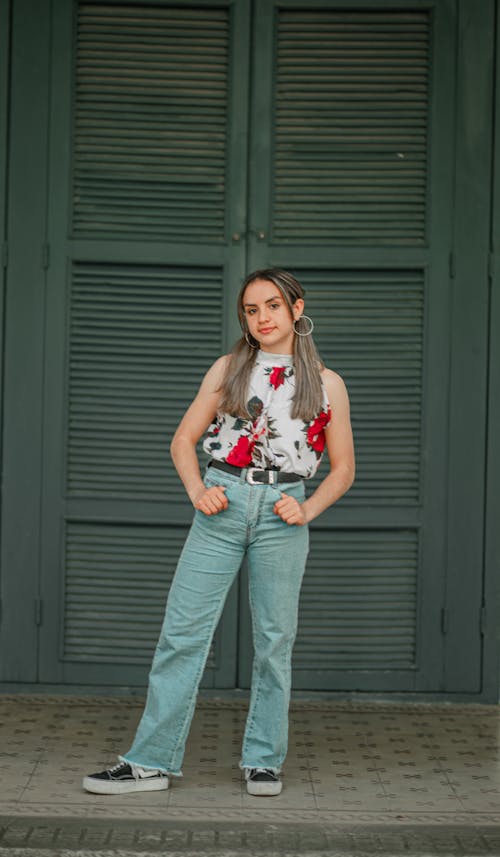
top-left (213, 353), bottom-right (232, 371)
top-left (206, 353), bottom-right (231, 377)
top-left (319, 366), bottom-right (349, 402)
top-left (198, 354), bottom-right (231, 393)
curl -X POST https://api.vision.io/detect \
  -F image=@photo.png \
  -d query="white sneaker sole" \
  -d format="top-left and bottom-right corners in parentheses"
top-left (82, 776), bottom-right (169, 795)
top-left (246, 780), bottom-right (282, 796)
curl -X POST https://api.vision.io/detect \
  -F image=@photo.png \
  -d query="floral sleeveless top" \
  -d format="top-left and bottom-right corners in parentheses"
top-left (203, 351), bottom-right (331, 479)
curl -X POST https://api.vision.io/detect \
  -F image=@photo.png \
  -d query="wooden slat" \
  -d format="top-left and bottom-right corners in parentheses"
top-left (73, 4), bottom-right (229, 240)
top-left (67, 263), bottom-right (223, 499)
top-left (273, 9), bottom-right (430, 245)
top-left (295, 529), bottom-right (418, 668)
top-left (63, 522), bottom-right (220, 666)
top-left (300, 268), bottom-right (424, 503)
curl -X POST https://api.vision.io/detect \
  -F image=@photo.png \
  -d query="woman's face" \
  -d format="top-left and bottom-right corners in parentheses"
top-left (242, 278), bottom-right (304, 354)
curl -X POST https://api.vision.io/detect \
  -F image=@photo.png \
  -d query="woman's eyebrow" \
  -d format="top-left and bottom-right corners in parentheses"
top-left (243, 295), bottom-right (282, 307)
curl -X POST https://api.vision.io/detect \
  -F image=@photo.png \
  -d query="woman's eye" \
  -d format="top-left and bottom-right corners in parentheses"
top-left (270, 303), bottom-right (280, 310)
top-left (247, 308), bottom-right (256, 315)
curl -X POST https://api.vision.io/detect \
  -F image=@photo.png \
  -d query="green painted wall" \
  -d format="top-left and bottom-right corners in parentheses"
top-left (0, 0), bottom-right (498, 699)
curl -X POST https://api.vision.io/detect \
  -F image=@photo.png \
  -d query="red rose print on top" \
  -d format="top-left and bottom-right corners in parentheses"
top-left (202, 357), bottom-right (331, 479)
top-left (269, 366), bottom-right (287, 390)
top-left (306, 408), bottom-right (331, 456)
top-left (226, 434), bottom-right (254, 467)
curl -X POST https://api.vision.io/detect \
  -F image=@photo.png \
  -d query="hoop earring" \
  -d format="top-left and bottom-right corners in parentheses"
top-left (293, 315), bottom-right (314, 336)
top-left (245, 332), bottom-right (258, 348)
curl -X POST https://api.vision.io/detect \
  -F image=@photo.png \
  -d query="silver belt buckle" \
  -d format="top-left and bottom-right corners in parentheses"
top-left (246, 468), bottom-right (279, 485)
top-left (246, 467), bottom-right (263, 485)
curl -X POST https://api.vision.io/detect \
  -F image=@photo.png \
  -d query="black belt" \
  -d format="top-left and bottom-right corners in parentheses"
top-left (208, 459), bottom-right (304, 485)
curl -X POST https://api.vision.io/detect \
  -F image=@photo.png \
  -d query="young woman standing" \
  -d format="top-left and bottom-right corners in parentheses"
top-left (83, 268), bottom-right (355, 797)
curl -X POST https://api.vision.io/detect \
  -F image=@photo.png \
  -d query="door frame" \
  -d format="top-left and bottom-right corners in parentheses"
top-left (0, 0), bottom-right (498, 700)
top-left (482, 0), bottom-right (500, 703)
top-left (0, 0), bottom-right (51, 683)
top-left (0, 0), bottom-right (10, 498)
top-left (444, 0), bottom-right (496, 693)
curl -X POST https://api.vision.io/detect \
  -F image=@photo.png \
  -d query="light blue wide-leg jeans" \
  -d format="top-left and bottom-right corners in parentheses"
top-left (120, 467), bottom-right (309, 776)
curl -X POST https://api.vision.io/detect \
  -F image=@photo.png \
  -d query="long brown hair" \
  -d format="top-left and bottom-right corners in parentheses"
top-left (219, 269), bottom-right (324, 421)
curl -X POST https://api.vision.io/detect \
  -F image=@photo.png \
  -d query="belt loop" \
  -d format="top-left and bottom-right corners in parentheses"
top-left (240, 467), bottom-right (248, 482)
top-left (270, 471), bottom-right (277, 485)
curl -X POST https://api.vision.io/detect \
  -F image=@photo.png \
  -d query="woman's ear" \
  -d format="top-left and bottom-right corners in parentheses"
top-left (293, 298), bottom-right (305, 319)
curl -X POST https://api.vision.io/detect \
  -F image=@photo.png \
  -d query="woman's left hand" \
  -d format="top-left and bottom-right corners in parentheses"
top-left (273, 492), bottom-right (307, 526)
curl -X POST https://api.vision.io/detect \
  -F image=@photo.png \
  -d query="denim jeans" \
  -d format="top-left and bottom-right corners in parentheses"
top-left (120, 466), bottom-right (309, 776)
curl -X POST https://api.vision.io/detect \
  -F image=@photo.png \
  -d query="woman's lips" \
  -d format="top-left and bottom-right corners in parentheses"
top-left (258, 327), bottom-right (275, 334)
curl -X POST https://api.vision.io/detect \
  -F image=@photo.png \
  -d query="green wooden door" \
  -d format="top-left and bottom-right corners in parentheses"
top-left (0, 0), bottom-right (493, 695)
top-left (36, 0), bottom-right (251, 687)
top-left (239, 0), bottom-right (483, 692)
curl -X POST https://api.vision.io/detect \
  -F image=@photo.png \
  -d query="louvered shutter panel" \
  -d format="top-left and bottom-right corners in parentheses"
top-left (64, 522), bottom-right (222, 668)
top-left (304, 269), bottom-right (424, 503)
top-left (68, 263), bottom-right (223, 500)
top-left (73, 4), bottom-right (229, 241)
top-left (273, 10), bottom-right (429, 245)
top-left (294, 530), bottom-right (418, 669)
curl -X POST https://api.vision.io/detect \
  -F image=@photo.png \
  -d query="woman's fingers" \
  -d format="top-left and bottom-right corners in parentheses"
top-left (195, 485), bottom-right (228, 515)
top-left (273, 492), bottom-right (306, 526)
top-left (196, 486), bottom-right (305, 522)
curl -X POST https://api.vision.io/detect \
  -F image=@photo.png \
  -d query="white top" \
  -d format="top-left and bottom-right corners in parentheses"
top-left (203, 351), bottom-right (331, 479)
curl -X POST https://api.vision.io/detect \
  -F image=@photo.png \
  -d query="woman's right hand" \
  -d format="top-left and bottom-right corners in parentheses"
top-left (193, 485), bottom-right (228, 515)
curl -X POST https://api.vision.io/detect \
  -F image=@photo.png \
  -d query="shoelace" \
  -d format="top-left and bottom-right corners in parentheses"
top-left (108, 760), bottom-right (162, 780)
top-left (249, 767), bottom-right (277, 778)
top-left (108, 761), bottom-right (129, 774)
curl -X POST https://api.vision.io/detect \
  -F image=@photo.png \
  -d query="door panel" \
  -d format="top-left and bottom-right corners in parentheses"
top-left (241, 0), bottom-right (464, 691)
top-left (38, 0), bottom-right (251, 686)
top-left (72, 4), bottom-right (231, 243)
top-left (270, 8), bottom-right (430, 247)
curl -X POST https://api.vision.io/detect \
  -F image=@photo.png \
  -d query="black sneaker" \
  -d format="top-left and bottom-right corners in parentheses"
top-left (245, 767), bottom-right (282, 796)
top-left (83, 761), bottom-right (169, 795)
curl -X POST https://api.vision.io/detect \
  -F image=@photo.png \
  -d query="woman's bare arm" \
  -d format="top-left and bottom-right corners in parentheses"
top-left (274, 369), bottom-right (355, 525)
top-left (170, 355), bottom-right (229, 512)
top-left (301, 369), bottom-right (355, 522)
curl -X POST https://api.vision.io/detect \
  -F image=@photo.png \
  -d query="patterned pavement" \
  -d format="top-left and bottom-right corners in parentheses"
top-left (0, 694), bottom-right (499, 854)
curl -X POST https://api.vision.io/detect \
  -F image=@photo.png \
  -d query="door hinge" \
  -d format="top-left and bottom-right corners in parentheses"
top-left (480, 606), bottom-right (487, 635)
top-left (42, 243), bottom-right (50, 270)
top-left (35, 597), bottom-right (43, 627)
top-left (441, 607), bottom-right (449, 634)
top-left (1, 242), bottom-right (7, 269)
top-left (488, 253), bottom-right (495, 280)
top-left (449, 252), bottom-right (455, 279)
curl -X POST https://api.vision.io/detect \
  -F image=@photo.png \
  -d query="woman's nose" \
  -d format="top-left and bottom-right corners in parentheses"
top-left (258, 306), bottom-right (270, 322)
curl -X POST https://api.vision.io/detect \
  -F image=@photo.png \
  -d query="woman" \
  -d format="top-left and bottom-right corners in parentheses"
top-left (83, 268), bottom-right (355, 797)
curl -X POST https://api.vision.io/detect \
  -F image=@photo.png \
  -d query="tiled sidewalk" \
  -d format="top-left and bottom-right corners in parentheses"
top-left (0, 695), bottom-right (499, 826)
